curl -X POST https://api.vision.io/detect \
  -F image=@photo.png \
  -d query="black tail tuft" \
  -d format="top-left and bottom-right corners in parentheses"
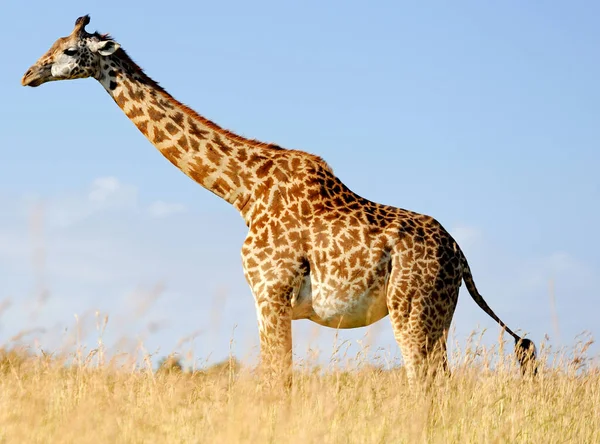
top-left (515, 338), bottom-right (538, 376)
top-left (458, 245), bottom-right (538, 377)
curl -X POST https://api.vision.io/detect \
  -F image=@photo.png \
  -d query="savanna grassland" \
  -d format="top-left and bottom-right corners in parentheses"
top-left (1, 331), bottom-right (598, 444)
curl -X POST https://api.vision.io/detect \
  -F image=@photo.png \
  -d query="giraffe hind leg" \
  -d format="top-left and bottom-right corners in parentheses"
top-left (387, 271), bottom-right (459, 388)
top-left (392, 317), bottom-right (451, 388)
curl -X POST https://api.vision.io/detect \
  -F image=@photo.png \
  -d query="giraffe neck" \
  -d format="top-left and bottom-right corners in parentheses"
top-left (95, 48), bottom-right (276, 216)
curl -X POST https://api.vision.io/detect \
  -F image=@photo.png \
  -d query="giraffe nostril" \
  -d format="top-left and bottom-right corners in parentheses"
top-left (24, 68), bottom-right (32, 78)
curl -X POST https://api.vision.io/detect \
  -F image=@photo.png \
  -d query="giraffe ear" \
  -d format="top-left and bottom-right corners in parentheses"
top-left (90, 40), bottom-right (120, 56)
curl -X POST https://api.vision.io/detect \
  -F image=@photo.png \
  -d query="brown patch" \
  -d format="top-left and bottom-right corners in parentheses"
top-left (244, 256), bottom-right (258, 269)
top-left (256, 159), bottom-right (274, 178)
top-left (190, 158), bottom-right (216, 183)
top-left (348, 216), bottom-right (363, 228)
top-left (160, 146), bottom-right (182, 164)
top-left (261, 246), bottom-right (275, 258)
top-left (270, 191), bottom-right (285, 217)
top-left (339, 233), bottom-right (355, 251)
top-left (272, 247), bottom-right (293, 263)
top-left (306, 186), bottom-right (323, 203)
top-left (205, 143), bottom-right (223, 165)
top-left (130, 88), bottom-right (145, 101)
top-left (272, 167), bottom-right (288, 182)
top-left (290, 157), bottom-right (301, 170)
top-left (224, 164), bottom-right (241, 188)
top-left (348, 227), bottom-right (362, 240)
top-left (178, 135), bottom-right (189, 151)
top-left (315, 250), bottom-right (327, 266)
top-left (172, 112), bottom-right (185, 127)
top-left (149, 97), bottom-right (168, 112)
top-left (127, 106), bottom-right (145, 119)
top-left (189, 137), bottom-right (200, 150)
top-left (288, 230), bottom-right (303, 250)
top-left (288, 182), bottom-right (305, 200)
top-left (365, 211), bottom-right (381, 226)
top-left (348, 250), bottom-right (367, 268)
top-left (188, 118), bottom-right (210, 140)
top-left (212, 177), bottom-right (232, 196)
top-left (331, 220), bottom-right (345, 237)
top-left (236, 150), bottom-right (248, 163)
top-left (300, 200), bottom-right (311, 217)
top-left (270, 220), bottom-right (287, 246)
top-left (280, 212), bottom-right (296, 229)
top-left (332, 258), bottom-right (349, 279)
top-left (345, 200), bottom-right (361, 211)
top-left (262, 176), bottom-right (275, 192)
top-left (315, 231), bottom-right (330, 249)
top-left (148, 107), bottom-right (166, 122)
top-left (235, 169), bottom-right (255, 189)
top-left (123, 80), bottom-right (135, 96)
top-left (228, 138), bottom-right (246, 148)
top-left (330, 240), bottom-right (343, 258)
top-left (212, 134), bottom-right (233, 155)
top-left (165, 122), bottom-right (179, 136)
top-left (158, 98), bottom-right (174, 110)
top-left (153, 127), bottom-right (168, 144)
top-left (255, 229), bottom-right (269, 249)
top-left (247, 154), bottom-right (264, 169)
top-left (333, 196), bottom-right (345, 208)
top-left (114, 92), bottom-right (127, 107)
top-left (137, 120), bottom-right (149, 136)
top-left (313, 219), bottom-right (329, 249)
top-left (253, 213), bottom-right (269, 230)
top-left (414, 244), bottom-right (425, 259)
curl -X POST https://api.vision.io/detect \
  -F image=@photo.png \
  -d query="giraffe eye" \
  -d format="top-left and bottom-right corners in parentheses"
top-left (63, 48), bottom-right (77, 56)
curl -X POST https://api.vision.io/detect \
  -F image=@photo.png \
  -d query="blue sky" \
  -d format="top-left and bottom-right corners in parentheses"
top-left (1, 1), bottom-right (598, 369)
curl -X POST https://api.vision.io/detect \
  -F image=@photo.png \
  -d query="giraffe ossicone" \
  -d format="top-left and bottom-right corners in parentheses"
top-left (21, 15), bottom-right (537, 387)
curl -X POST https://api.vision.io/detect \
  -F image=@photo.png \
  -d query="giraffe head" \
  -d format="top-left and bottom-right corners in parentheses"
top-left (22, 15), bottom-right (120, 87)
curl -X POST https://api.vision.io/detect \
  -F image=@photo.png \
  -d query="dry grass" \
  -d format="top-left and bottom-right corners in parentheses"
top-left (0, 334), bottom-right (598, 444)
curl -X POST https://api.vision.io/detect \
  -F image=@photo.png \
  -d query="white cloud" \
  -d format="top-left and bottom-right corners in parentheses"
top-left (88, 177), bottom-right (126, 203)
top-left (147, 200), bottom-right (187, 218)
top-left (37, 176), bottom-right (139, 229)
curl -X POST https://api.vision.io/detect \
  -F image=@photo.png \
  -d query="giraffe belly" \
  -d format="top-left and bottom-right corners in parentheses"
top-left (291, 275), bottom-right (390, 329)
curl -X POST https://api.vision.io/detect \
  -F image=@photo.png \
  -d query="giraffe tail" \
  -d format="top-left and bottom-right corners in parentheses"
top-left (457, 245), bottom-right (538, 376)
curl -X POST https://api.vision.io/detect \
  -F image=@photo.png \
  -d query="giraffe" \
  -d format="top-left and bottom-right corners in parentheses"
top-left (21, 15), bottom-right (537, 388)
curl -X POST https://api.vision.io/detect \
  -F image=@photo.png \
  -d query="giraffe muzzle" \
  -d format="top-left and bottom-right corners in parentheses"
top-left (21, 65), bottom-right (52, 87)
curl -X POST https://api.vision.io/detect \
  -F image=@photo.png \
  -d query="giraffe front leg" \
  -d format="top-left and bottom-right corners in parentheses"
top-left (254, 295), bottom-right (293, 390)
top-left (241, 226), bottom-right (306, 391)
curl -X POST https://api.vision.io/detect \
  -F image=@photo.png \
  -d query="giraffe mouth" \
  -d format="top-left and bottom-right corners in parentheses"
top-left (21, 65), bottom-right (52, 87)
